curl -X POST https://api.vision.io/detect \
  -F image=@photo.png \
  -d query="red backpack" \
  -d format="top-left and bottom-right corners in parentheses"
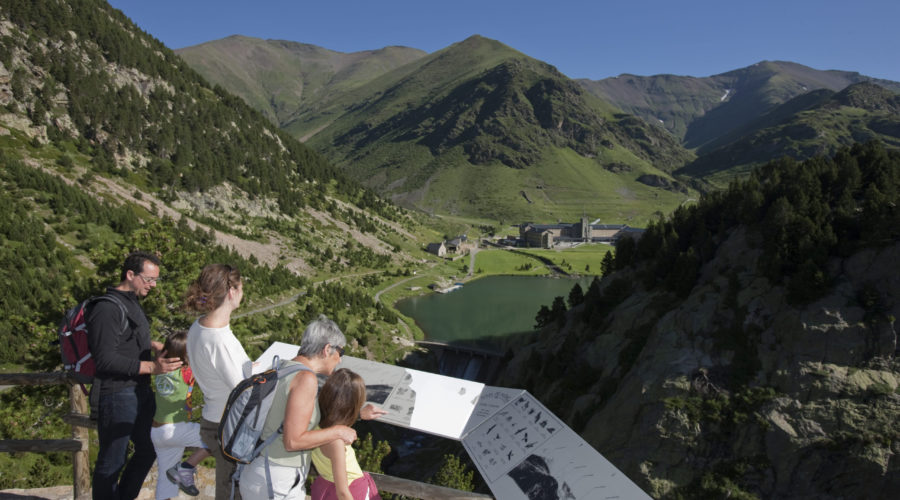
top-left (58, 294), bottom-right (128, 391)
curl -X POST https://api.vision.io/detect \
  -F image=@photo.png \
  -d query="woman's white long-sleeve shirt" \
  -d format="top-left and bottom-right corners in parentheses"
top-left (186, 319), bottom-right (251, 422)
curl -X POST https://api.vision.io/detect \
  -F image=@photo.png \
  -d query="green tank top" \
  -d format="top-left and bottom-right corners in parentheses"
top-left (263, 359), bottom-right (320, 468)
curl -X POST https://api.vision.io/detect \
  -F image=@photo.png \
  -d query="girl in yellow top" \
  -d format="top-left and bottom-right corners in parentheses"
top-left (311, 369), bottom-right (383, 500)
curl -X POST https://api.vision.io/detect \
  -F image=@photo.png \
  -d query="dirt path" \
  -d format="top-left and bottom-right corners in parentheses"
top-left (467, 246), bottom-right (480, 278)
top-left (37, 163), bottom-right (420, 276)
top-left (373, 274), bottom-right (419, 303)
top-left (372, 276), bottom-right (418, 339)
top-left (233, 292), bottom-right (304, 320)
top-left (237, 272), bottom-right (381, 321)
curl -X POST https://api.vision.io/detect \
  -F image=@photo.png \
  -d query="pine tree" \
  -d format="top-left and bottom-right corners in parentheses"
top-left (601, 250), bottom-right (614, 277)
top-left (534, 305), bottom-right (552, 328)
top-left (352, 433), bottom-right (391, 474)
top-left (568, 283), bottom-right (584, 308)
top-left (432, 454), bottom-right (475, 492)
top-left (550, 296), bottom-right (567, 325)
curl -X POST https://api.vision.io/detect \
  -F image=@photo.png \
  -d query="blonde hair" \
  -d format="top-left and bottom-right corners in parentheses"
top-left (318, 369), bottom-right (366, 428)
top-left (183, 264), bottom-right (241, 314)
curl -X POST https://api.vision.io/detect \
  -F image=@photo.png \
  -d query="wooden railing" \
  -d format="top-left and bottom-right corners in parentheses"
top-left (0, 372), bottom-right (492, 500)
top-left (0, 372), bottom-right (91, 498)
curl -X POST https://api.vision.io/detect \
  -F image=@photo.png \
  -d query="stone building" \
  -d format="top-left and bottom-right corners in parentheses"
top-left (518, 217), bottom-right (642, 248)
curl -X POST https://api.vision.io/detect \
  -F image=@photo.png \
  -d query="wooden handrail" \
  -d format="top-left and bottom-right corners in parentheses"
top-left (62, 412), bottom-right (95, 430)
top-left (0, 439), bottom-right (83, 452)
top-left (370, 473), bottom-right (492, 499)
top-left (0, 372), bottom-right (494, 500)
top-left (0, 371), bottom-right (71, 385)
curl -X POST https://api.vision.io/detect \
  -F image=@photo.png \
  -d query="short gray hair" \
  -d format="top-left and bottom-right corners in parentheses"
top-left (298, 315), bottom-right (346, 358)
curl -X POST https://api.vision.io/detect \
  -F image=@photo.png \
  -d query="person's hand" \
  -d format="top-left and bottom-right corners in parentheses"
top-left (151, 340), bottom-right (164, 352)
top-left (335, 425), bottom-right (357, 445)
top-left (153, 349), bottom-right (183, 374)
top-left (360, 403), bottom-right (387, 420)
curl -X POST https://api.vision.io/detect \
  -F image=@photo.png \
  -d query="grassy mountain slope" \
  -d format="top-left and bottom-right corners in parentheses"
top-left (297, 35), bottom-right (695, 223)
top-left (281, 35), bottom-right (518, 144)
top-left (580, 60), bottom-right (900, 151)
top-left (175, 35), bottom-right (427, 129)
top-left (677, 82), bottom-right (900, 186)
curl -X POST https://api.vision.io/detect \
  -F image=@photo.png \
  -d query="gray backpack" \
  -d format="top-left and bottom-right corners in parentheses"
top-left (217, 358), bottom-right (311, 499)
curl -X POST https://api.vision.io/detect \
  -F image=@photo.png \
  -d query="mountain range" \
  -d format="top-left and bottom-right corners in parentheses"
top-left (179, 36), bottom-right (697, 223)
top-left (178, 36), bottom-right (900, 215)
top-left (580, 60), bottom-right (900, 149)
top-left (677, 81), bottom-right (900, 182)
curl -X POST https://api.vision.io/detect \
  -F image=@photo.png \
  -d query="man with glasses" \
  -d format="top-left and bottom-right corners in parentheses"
top-left (87, 251), bottom-right (183, 500)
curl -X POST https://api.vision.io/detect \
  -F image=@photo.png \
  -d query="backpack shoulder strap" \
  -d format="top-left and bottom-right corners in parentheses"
top-left (91, 294), bottom-right (129, 332)
top-left (272, 362), bottom-right (315, 433)
top-left (276, 362), bottom-right (311, 378)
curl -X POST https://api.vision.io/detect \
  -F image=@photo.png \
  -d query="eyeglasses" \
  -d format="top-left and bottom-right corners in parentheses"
top-left (332, 345), bottom-right (345, 358)
top-left (137, 274), bottom-right (160, 284)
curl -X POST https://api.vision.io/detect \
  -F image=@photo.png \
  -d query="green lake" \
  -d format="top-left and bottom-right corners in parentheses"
top-left (394, 275), bottom-right (594, 344)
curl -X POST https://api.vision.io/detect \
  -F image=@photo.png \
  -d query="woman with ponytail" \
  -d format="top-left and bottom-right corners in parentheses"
top-left (183, 264), bottom-right (251, 500)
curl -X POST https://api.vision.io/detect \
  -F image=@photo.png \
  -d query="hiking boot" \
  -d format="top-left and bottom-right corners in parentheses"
top-left (166, 464), bottom-right (200, 496)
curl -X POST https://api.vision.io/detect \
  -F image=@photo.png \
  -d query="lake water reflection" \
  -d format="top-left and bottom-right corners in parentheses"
top-left (394, 275), bottom-right (595, 345)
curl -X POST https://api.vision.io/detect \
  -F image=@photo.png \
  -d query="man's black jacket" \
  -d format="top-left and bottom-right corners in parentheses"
top-left (86, 287), bottom-right (152, 395)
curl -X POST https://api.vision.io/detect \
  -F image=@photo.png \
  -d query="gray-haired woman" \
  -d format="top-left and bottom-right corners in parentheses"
top-left (239, 315), bottom-right (385, 500)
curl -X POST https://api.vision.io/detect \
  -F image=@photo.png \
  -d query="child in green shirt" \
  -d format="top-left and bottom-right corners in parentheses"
top-left (150, 330), bottom-right (211, 498)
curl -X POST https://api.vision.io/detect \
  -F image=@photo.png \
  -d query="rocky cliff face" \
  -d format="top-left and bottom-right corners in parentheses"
top-left (498, 228), bottom-right (899, 498)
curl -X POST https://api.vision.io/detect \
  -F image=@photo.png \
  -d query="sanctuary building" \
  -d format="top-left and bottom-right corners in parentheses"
top-left (517, 217), bottom-right (643, 248)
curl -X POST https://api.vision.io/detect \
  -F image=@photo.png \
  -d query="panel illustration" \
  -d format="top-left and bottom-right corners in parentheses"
top-left (461, 392), bottom-right (651, 500)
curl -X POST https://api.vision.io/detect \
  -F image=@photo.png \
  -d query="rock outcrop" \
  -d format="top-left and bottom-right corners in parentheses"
top-left (499, 228), bottom-right (900, 498)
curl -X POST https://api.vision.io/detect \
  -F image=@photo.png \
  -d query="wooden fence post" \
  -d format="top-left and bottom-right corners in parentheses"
top-left (70, 383), bottom-right (91, 499)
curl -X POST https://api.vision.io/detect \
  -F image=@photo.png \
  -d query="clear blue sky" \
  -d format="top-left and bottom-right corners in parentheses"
top-left (107, 0), bottom-right (900, 82)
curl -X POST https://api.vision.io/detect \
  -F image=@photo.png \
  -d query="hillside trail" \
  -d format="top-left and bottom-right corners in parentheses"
top-left (238, 270), bottom-right (385, 342)
top-left (372, 275), bottom-right (418, 339)
top-left (236, 270), bottom-right (383, 320)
